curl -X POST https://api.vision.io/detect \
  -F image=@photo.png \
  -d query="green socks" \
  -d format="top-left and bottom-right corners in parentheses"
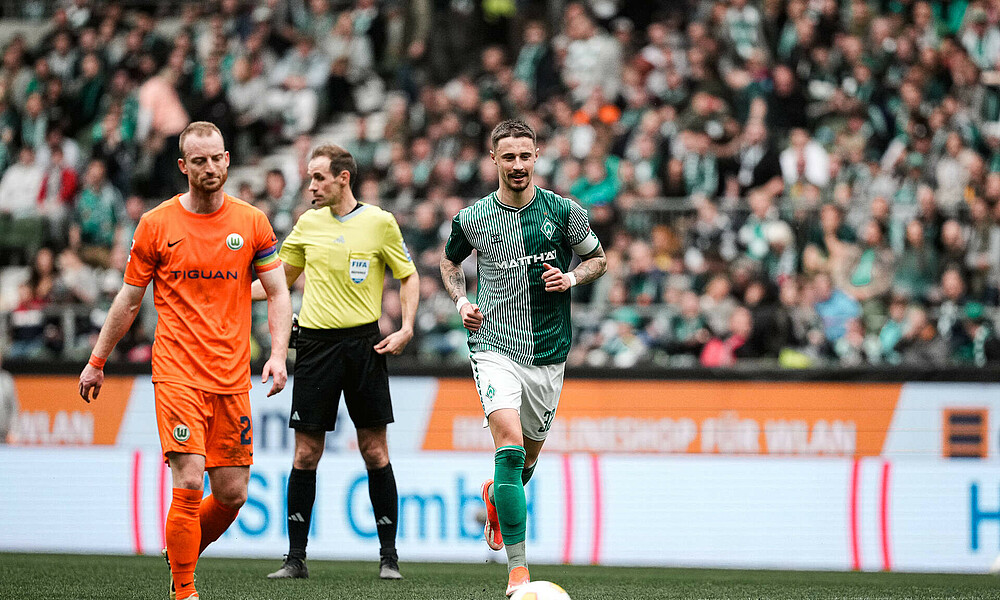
top-left (493, 445), bottom-right (527, 546)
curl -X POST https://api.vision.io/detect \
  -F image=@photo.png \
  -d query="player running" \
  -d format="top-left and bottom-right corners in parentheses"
top-left (439, 119), bottom-right (607, 596)
top-left (79, 121), bottom-right (292, 600)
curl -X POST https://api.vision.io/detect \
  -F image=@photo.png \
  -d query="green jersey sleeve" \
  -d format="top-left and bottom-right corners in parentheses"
top-left (444, 212), bottom-right (474, 262)
top-left (567, 199), bottom-right (600, 255)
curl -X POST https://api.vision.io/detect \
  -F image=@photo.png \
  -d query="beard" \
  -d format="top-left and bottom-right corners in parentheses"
top-left (194, 170), bottom-right (228, 193)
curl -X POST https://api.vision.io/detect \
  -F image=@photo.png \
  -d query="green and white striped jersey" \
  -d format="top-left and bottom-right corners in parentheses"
top-left (445, 186), bottom-right (601, 365)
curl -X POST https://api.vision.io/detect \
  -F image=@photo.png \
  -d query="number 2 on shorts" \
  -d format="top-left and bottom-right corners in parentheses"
top-left (239, 416), bottom-right (252, 445)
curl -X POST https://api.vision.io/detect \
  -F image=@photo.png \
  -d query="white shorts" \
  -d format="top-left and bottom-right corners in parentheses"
top-left (470, 350), bottom-right (566, 442)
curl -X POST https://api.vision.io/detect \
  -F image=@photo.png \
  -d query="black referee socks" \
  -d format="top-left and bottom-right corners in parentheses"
top-left (286, 467), bottom-right (317, 559)
top-left (367, 463), bottom-right (399, 556)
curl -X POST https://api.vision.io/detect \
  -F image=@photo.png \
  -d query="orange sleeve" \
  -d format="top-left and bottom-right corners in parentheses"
top-left (124, 216), bottom-right (157, 287)
top-left (252, 210), bottom-right (282, 274)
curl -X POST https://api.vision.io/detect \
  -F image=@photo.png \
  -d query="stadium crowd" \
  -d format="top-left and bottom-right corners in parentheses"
top-left (1, 0), bottom-right (1000, 370)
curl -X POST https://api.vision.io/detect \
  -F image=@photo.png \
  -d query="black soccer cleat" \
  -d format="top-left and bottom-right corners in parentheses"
top-left (267, 555), bottom-right (309, 579)
top-left (379, 552), bottom-right (403, 580)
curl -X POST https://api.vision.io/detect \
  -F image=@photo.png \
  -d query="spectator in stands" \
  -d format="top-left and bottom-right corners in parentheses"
top-left (938, 219), bottom-right (969, 278)
top-left (700, 274), bottom-right (737, 336)
top-left (9, 246), bottom-right (60, 359)
top-left (625, 239), bottom-right (662, 306)
top-left (813, 271), bottom-right (861, 343)
top-left (189, 71), bottom-right (236, 155)
top-left (402, 201), bottom-right (441, 261)
top-left (685, 196), bottom-right (737, 273)
top-left (700, 306), bottom-right (754, 367)
top-left (780, 128), bottom-right (830, 191)
top-left (70, 158), bottom-right (122, 267)
top-left (680, 127), bottom-right (719, 197)
top-left (36, 144), bottom-right (78, 241)
top-left (228, 55), bottom-right (269, 156)
top-left (832, 219), bottom-right (895, 328)
top-left (561, 9), bottom-right (622, 104)
top-left (659, 289), bottom-right (711, 358)
top-left (895, 305), bottom-right (950, 367)
top-left (0, 146), bottom-right (43, 218)
top-left (136, 63), bottom-right (189, 198)
top-left (936, 267), bottom-right (972, 352)
top-left (513, 20), bottom-right (560, 104)
top-left (767, 64), bottom-right (808, 136)
top-left (726, 119), bottom-right (783, 196)
top-left (267, 33), bottom-right (327, 141)
top-left (961, 7), bottom-right (1000, 71)
top-left (571, 156), bottom-right (620, 208)
top-left (737, 190), bottom-right (779, 261)
top-left (964, 197), bottom-right (1000, 303)
top-left (956, 302), bottom-right (1000, 366)
top-left (893, 220), bottom-right (939, 303)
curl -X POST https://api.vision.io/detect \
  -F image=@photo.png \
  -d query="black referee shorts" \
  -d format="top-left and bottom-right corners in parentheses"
top-left (289, 322), bottom-right (394, 431)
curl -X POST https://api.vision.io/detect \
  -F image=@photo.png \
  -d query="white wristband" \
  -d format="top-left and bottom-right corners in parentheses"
top-left (567, 272), bottom-right (578, 287)
top-left (456, 296), bottom-right (470, 311)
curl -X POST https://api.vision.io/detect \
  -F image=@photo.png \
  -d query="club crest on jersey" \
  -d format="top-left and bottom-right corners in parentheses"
top-left (173, 424), bottom-right (191, 443)
top-left (540, 219), bottom-right (556, 240)
top-left (350, 258), bottom-right (370, 283)
top-left (226, 233), bottom-right (244, 251)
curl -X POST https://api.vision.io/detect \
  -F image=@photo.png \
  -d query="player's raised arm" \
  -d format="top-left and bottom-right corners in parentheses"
top-left (79, 282), bottom-right (147, 403)
top-left (258, 265), bottom-right (292, 396)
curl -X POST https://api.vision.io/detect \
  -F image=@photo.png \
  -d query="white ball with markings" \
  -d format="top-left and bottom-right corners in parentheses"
top-left (510, 580), bottom-right (572, 600)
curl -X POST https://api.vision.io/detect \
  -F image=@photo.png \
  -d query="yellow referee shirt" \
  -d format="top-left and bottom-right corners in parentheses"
top-left (279, 203), bottom-right (416, 329)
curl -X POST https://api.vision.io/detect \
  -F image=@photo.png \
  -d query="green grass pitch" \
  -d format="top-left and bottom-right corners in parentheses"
top-left (2, 553), bottom-right (1000, 599)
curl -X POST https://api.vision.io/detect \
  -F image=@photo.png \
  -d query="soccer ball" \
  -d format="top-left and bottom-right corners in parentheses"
top-left (510, 580), bottom-right (572, 600)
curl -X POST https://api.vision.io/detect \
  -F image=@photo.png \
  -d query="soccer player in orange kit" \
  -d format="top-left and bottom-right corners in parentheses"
top-left (78, 121), bottom-right (292, 600)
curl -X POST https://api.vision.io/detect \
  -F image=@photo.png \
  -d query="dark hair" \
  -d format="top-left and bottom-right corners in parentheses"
top-left (179, 121), bottom-right (223, 156)
top-left (490, 119), bottom-right (536, 150)
top-left (311, 144), bottom-right (357, 187)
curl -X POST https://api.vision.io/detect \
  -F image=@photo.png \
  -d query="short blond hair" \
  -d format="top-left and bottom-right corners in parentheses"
top-left (179, 121), bottom-right (224, 157)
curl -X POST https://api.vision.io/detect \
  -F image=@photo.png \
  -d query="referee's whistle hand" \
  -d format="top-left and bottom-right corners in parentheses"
top-left (262, 357), bottom-right (288, 397)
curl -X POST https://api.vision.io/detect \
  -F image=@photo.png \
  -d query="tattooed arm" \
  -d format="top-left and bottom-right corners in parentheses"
top-left (441, 255), bottom-right (483, 332)
top-left (572, 245), bottom-right (608, 286)
top-left (440, 255), bottom-right (467, 304)
top-left (542, 245), bottom-right (608, 293)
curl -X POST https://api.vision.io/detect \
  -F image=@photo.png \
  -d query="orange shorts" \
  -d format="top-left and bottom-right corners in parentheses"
top-left (154, 382), bottom-right (253, 468)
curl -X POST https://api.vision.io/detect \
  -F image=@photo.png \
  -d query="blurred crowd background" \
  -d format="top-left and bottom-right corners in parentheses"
top-left (1, 0), bottom-right (1000, 371)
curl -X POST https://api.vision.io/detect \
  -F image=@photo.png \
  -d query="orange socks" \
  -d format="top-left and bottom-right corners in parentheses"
top-left (165, 488), bottom-right (202, 599)
top-left (198, 494), bottom-right (240, 555)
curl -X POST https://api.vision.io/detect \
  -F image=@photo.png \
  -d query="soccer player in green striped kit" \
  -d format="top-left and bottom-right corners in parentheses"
top-left (440, 119), bottom-right (607, 596)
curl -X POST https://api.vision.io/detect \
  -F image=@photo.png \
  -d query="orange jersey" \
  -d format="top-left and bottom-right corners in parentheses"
top-left (124, 194), bottom-right (282, 393)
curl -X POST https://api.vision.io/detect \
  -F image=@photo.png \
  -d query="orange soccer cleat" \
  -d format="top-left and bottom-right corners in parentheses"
top-left (505, 566), bottom-right (530, 597)
top-left (481, 479), bottom-right (504, 550)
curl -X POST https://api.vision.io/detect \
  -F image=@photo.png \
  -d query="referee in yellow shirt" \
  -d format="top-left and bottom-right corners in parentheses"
top-left (253, 144), bottom-right (418, 581)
